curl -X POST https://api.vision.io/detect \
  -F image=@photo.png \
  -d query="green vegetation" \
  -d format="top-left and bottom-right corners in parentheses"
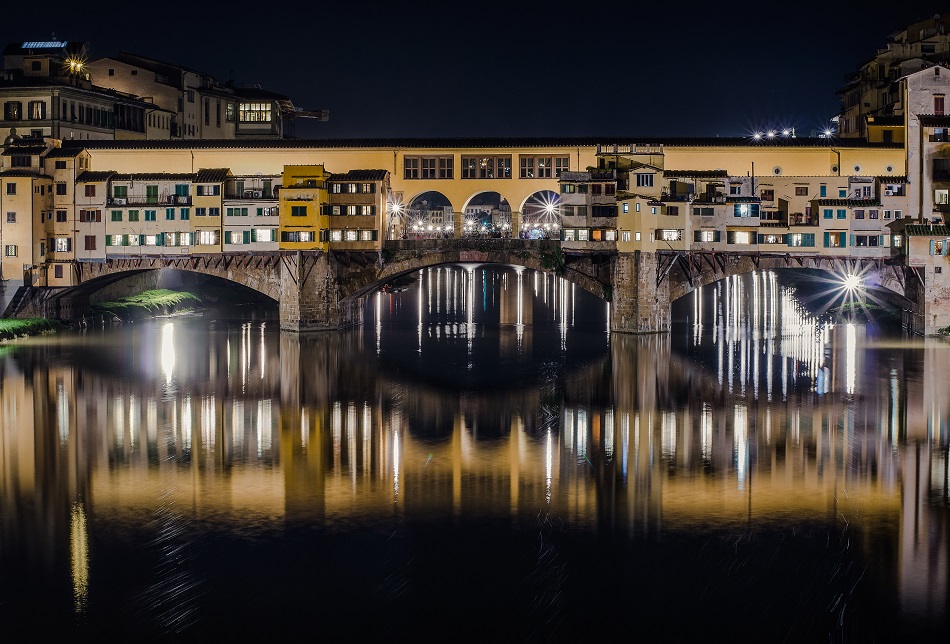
top-left (540, 247), bottom-right (565, 275)
top-left (824, 301), bottom-right (901, 323)
top-left (91, 289), bottom-right (202, 320)
top-left (0, 318), bottom-right (64, 341)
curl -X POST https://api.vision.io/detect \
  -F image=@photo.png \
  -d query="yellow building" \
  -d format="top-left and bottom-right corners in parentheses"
top-left (279, 164), bottom-right (329, 251)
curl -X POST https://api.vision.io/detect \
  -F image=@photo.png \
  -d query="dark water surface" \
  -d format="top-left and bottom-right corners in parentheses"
top-left (0, 266), bottom-right (947, 641)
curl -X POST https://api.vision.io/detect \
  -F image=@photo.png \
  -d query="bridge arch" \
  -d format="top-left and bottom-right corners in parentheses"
top-left (519, 189), bottom-right (561, 238)
top-left (341, 240), bottom-right (610, 304)
top-left (404, 191), bottom-right (454, 238)
top-left (663, 251), bottom-right (908, 307)
top-left (460, 191), bottom-right (512, 236)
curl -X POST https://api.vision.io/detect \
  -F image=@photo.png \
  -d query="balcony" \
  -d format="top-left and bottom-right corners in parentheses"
top-left (660, 192), bottom-right (694, 202)
top-left (108, 195), bottom-right (191, 206)
top-left (225, 190), bottom-right (275, 200)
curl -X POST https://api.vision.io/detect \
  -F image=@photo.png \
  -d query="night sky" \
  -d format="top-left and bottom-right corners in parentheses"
top-left (3, 2), bottom-right (948, 139)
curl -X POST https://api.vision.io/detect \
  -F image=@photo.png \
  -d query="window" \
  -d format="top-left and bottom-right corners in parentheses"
top-left (53, 264), bottom-right (63, 279)
top-left (180, 208), bottom-right (190, 220)
top-left (659, 229), bottom-right (682, 241)
top-left (854, 209), bottom-right (865, 219)
top-left (667, 206), bottom-right (679, 216)
top-left (128, 210), bottom-right (139, 222)
top-left (936, 94), bottom-right (945, 116)
top-left (622, 203), bottom-right (629, 213)
top-left (895, 209), bottom-right (903, 218)
top-left (733, 203), bottom-right (759, 217)
top-left (79, 210), bottom-right (101, 222)
top-left (869, 210), bottom-right (879, 219)
top-left (837, 209), bottom-right (847, 219)
top-left (4, 245), bottom-right (16, 256)
top-left (404, 157), bottom-right (419, 179)
top-left (53, 237), bottom-right (71, 252)
top-left (555, 157), bottom-right (569, 177)
top-left (819, 185), bottom-right (827, 197)
top-left (84, 235), bottom-right (96, 250)
top-left (4, 101), bottom-right (22, 120)
top-left (56, 183), bottom-right (67, 196)
top-left (635, 202), bottom-right (641, 213)
top-left (255, 228), bottom-right (275, 243)
top-left (226, 207), bottom-right (248, 216)
top-left (195, 208), bottom-right (206, 216)
top-left (226, 103), bottom-right (234, 123)
top-left (291, 205), bottom-right (307, 217)
top-left (281, 231), bottom-right (313, 243)
top-left (84, 185), bottom-right (96, 197)
top-left (936, 189), bottom-right (949, 205)
top-left (361, 205), bottom-right (375, 216)
top-left (635, 173), bottom-right (654, 188)
top-left (196, 185), bottom-right (220, 196)
top-left (56, 210), bottom-right (67, 222)
top-left (621, 231), bottom-right (631, 242)
top-left (145, 210), bottom-right (156, 221)
top-left (824, 231), bottom-right (846, 248)
top-left (787, 233), bottom-right (816, 247)
top-left (196, 230), bottom-right (219, 245)
top-left (5, 212), bottom-right (14, 223)
top-left (519, 155), bottom-right (568, 179)
top-left (113, 185), bottom-right (127, 198)
top-left (111, 210), bottom-right (122, 222)
top-left (238, 102), bottom-right (272, 122)
top-left (795, 186), bottom-right (808, 196)
top-left (347, 183), bottom-right (358, 194)
top-left (439, 156), bottom-right (453, 179)
top-left (11, 155), bottom-right (30, 168)
top-left (54, 160), bottom-right (67, 170)
top-left (166, 208), bottom-right (175, 220)
top-left (760, 189), bottom-right (774, 201)
top-left (729, 184), bottom-right (742, 196)
top-left (838, 189), bottom-right (847, 198)
top-left (361, 183), bottom-right (374, 194)
top-left (728, 231), bottom-right (752, 244)
top-left (28, 101), bottom-right (46, 119)
top-left (694, 230), bottom-right (720, 242)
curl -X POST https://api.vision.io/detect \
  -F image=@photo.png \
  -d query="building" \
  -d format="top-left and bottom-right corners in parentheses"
top-left (1, 41), bottom-right (171, 142)
top-left (85, 52), bottom-right (328, 140)
top-left (325, 170), bottom-right (390, 250)
top-left (838, 14), bottom-right (950, 138)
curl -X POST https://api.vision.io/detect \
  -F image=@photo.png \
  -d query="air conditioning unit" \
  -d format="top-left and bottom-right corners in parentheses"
top-left (884, 190), bottom-right (893, 196)
top-left (114, 198), bottom-right (126, 205)
top-left (251, 190), bottom-right (262, 198)
top-left (243, 190), bottom-right (254, 198)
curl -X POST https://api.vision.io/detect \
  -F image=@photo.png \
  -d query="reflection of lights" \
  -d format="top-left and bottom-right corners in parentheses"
top-left (846, 323), bottom-right (856, 395)
top-left (161, 322), bottom-right (175, 385)
top-left (545, 430), bottom-right (553, 504)
top-left (735, 404), bottom-right (748, 490)
top-left (393, 429), bottom-right (400, 499)
top-left (70, 502), bottom-right (89, 614)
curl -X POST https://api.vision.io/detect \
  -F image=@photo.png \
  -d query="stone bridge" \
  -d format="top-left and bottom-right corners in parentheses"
top-left (28, 241), bottom-right (919, 334)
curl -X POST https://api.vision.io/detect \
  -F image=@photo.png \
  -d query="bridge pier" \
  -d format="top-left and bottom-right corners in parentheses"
top-left (610, 251), bottom-right (671, 334)
top-left (279, 251), bottom-right (363, 332)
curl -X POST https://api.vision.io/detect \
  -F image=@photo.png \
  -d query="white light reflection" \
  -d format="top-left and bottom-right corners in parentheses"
top-left (393, 429), bottom-right (401, 499)
top-left (161, 322), bottom-right (175, 386)
top-left (604, 409), bottom-right (615, 460)
top-left (846, 323), bottom-right (856, 395)
top-left (735, 404), bottom-right (748, 490)
top-left (375, 291), bottom-right (382, 354)
top-left (701, 403), bottom-right (713, 460)
top-left (57, 381), bottom-right (69, 446)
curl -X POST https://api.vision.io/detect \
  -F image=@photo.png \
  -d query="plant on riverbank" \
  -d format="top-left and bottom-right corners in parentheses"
top-left (91, 289), bottom-right (202, 320)
top-left (0, 318), bottom-right (64, 341)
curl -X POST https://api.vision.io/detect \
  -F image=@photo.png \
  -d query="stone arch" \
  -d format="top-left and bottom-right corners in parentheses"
top-left (403, 191), bottom-right (455, 238)
top-left (460, 191), bottom-right (512, 236)
top-left (48, 255), bottom-right (283, 320)
top-left (341, 241), bottom-right (610, 304)
top-left (665, 252), bottom-right (907, 306)
top-left (519, 189), bottom-right (561, 238)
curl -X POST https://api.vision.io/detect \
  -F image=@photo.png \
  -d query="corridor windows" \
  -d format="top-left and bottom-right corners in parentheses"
top-left (196, 230), bottom-right (219, 245)
top-left (405, 156), bottom-right (454, 179)
top-left (461, 156), bottom-right (512, 179)
top-left (520, 155), bottom-right (569, 179)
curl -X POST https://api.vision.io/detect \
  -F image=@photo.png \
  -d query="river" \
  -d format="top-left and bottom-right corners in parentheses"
top-left (0, 265), bottom-right (946, 640)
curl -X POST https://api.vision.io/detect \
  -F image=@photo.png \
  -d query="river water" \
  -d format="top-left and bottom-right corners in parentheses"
top-left (0, 265), bottom-right (947, 640)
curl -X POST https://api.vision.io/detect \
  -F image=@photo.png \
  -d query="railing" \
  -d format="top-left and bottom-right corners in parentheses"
top-left (224, 191), bottom-right (275, 200)
top-left (108, 195), bottom-right (191, 206)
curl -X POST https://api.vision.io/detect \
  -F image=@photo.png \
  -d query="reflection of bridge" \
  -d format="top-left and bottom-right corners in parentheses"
top-left (29, 239), bottom-right (911, 332)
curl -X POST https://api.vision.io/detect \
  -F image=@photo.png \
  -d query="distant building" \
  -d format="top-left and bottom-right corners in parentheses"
top-left (0, 41), bottom-right (172, 141)
top-left (838, 14), bottom-right (950, 139)
top-left (85, 51), bottom-right (328, 140)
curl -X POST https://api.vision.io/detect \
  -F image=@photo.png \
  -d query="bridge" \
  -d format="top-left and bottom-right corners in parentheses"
top-left (19, 239), bottom-right (911, 333)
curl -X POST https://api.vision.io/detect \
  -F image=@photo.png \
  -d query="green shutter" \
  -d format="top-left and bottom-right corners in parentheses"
top-left (256, 207), bottom-right (263, 216)
top-left (243, 230), bottom-right (250, 244)
top-left (251, 228), bottom-right (257, 242)
top-left (157, 233), bottom-right (165, 247)
top-left (879, 234), bottom-right (885, 247)
top-left (850, 234), bottom-right (855, 247)
top-left (122, 235), bottom-right (129, 246)
top-left (824, 232), bottom-right (830, 247)
top-left (839, 232), bottom-right (846, 247)
top-left (139, 235), bottom-right (145, 246)
top-left (105, 235), bottom-right (112, 247)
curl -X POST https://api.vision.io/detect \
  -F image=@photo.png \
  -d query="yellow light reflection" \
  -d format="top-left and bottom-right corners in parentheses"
top-left (70, 502), bottom-right (89, 614)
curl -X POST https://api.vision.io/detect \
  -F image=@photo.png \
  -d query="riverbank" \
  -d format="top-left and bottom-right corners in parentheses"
top-left (90, 289), bottom-right (202, 321)
top-left (0, 318), bottom-right (66, 342)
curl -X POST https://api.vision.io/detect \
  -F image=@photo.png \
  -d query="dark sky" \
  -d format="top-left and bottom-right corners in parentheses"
top-left (3, 2), bottom-right (948, 138)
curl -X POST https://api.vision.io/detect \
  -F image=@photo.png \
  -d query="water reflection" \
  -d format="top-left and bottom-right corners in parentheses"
top-left (0, 267), bottom-right (946, 637)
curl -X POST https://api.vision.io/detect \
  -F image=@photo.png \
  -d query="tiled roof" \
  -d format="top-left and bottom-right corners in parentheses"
top-left (329, 169), bottom-right (389, 182)
top-left (906, 224), bottom-right (950, 236)
top-left (726, 196), bottom-right (760, 203)
top-left (2, 146), bottom-right (47, 156)
top-left (664, 169), bottom-right (728, 178)
top-left (918, 115), bottom-right (950, 127)
top-left (878, 175), bottom-right (908, 183)
top-left (0, 169), bottom-right (47, 177)
top-left (76, 170), bottom-right (117, 183)
top-left (195, 168), bottom-right (230, 183)
top-left (112, 172), bottom-right (196, 181)
top-left (59, 136), bottom-right (903, 151)
top-left (43, 147), bottom-right (84, 158)
top-left (816, 199), bottom-right (881, 207)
